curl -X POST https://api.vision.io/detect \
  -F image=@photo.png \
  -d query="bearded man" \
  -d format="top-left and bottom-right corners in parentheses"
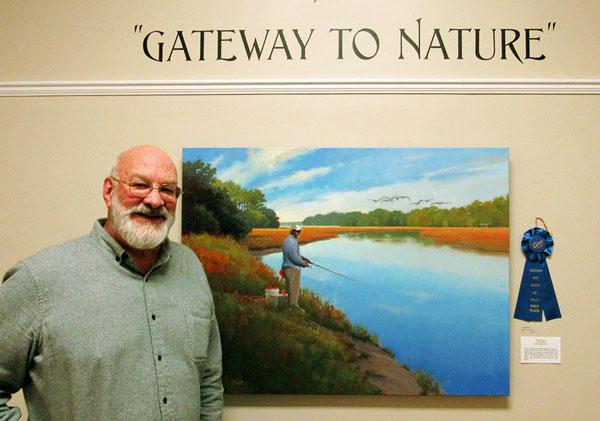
top-left (0, 146), bottom-right (223, 420)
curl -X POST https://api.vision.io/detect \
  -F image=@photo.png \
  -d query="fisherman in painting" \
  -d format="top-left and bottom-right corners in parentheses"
top-left (281, 225), bottom-right (311, 310)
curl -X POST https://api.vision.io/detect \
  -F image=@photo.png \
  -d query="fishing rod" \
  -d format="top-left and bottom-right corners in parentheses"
top-left (309, 262), bottom-right (368, 286)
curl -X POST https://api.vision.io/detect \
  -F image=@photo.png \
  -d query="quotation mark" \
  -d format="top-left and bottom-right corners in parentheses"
top-left (547, 22), bottom-right (557, 31)
top-left (134, 25), bottom-right (143, 33)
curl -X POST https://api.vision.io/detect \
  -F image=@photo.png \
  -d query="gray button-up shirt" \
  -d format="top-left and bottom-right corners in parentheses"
top-left (0, 219), bottom-right (223, 420)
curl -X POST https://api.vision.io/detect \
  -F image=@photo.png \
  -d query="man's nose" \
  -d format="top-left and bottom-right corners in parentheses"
top-left (143, 187), bottom-right (165, 208)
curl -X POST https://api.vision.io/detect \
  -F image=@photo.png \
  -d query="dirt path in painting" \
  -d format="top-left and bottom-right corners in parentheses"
top-left (349, 335), bottom-right (423, 395)
top-left (304, 319), bottom-right (423, 395)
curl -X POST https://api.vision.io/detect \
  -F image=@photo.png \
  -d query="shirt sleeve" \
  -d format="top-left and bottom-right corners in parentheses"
top-left (0, 263), bottom-right (42, 421)
top-left (199, 307), bottom-right (224, 421)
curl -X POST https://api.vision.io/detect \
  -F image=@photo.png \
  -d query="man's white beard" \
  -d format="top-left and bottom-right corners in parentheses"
top-left (110, 195), bottom-right (175, 250)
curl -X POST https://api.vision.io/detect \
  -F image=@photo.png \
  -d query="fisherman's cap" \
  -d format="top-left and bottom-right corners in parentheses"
top-left (291, 224), bottom-right (303, 232)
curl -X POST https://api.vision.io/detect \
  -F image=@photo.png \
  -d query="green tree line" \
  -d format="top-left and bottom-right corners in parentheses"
top-left (303, 195), bottom-right (509, 227)
top-left (182, 159), bottom-right (279, 238)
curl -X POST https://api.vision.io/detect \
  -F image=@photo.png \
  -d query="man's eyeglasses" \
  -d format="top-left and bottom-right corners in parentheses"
top-left (111, 177), bottom-right (182, 202)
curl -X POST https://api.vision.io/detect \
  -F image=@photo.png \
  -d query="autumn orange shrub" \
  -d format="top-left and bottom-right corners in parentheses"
top-left (183, 233), bottom-right (283, 294)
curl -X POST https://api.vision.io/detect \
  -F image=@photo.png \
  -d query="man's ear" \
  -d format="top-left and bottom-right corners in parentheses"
top-left (103, 177), bottom-right (114, 208)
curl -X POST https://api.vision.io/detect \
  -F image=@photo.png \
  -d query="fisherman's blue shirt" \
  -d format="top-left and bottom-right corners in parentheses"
top-left (282, 234), bottom-right (306, 270)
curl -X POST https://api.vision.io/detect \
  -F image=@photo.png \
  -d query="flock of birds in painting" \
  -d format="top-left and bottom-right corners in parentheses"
top-left (369, 195), bottom-right (450, 207)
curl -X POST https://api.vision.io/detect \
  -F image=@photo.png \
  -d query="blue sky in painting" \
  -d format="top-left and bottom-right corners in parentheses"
top-left (183, 148), bottom-right (509, 222)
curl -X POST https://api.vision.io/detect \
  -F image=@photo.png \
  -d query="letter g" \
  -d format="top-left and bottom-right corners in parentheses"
top-left (143, 30), bottom-right (165, 62)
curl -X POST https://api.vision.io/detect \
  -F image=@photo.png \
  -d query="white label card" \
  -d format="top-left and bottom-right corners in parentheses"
top-left (521, 336), bottom-right (561, 364)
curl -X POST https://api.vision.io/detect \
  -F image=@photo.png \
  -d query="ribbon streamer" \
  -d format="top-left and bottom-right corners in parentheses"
top-left (513, 224), bottom-right (562, 321)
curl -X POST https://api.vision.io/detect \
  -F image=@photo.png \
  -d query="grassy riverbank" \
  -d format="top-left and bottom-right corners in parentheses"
top-left (242, 226), bottom-right (509, 254)
top-left (183, 233), bottom-right (440, 394)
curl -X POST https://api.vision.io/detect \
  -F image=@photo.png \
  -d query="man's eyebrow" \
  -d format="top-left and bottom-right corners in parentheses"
top-left (130, 174), bottom-right (178, 185)
top-left (161, 177), bottom-right (179, 185)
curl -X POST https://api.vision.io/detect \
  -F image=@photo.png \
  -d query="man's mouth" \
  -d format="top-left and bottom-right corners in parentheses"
top-left (133, 212), bottom-right (166, 221)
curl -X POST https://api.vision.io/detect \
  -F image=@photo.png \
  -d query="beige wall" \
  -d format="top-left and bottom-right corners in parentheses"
top-left (2, 0), bottom-right (599, 81)
top-left (1, 1), bottom-right (599, 420)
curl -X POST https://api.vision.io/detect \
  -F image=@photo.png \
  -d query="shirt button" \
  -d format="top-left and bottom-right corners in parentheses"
top-left (158, 355), bottom-right (162, 361)
top-left (151, 314), bottom-right (156, 320)
top-left (163, 397), bottom-right (168, 404)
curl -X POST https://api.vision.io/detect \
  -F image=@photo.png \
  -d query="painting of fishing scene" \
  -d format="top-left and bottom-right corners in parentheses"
top-left (181, 147), bottom-right (509, 396)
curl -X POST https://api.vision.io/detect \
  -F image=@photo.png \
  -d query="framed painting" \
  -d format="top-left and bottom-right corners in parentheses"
top-left (181, 147), bottom-right (509, 396)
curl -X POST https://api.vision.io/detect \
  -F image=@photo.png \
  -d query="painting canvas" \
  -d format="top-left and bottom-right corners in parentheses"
top-left (181, 147), bottom-right (509, 396)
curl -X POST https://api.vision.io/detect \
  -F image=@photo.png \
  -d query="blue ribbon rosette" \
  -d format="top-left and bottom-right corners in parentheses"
top-left (514, 222), bottom-right (561, 321)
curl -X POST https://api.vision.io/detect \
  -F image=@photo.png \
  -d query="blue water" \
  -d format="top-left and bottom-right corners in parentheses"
top-left (262, 232), bottom-right (510, 395)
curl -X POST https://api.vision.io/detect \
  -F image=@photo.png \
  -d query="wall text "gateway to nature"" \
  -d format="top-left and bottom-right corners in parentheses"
top-left (134, 19), bottom-right (557, 64)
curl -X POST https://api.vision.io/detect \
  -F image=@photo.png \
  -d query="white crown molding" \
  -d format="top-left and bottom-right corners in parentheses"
top-left (1, 79), bottom-right (599, 96)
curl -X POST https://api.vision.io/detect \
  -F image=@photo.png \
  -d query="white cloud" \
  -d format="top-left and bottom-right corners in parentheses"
top-left (403, 290), bottom-right (435, 303)
top-left (405, 153), bottom-right (431, 161)
top-left (210, 154), bottom-right (224, 168)
top-left (423, 165), bottom-right (458, 179)
top-left (218, 147), bottom-right (308, 184)
top-left (465, 165), bottom-right (494, 173)
top-left (260, 166), bottom-right (331, 190)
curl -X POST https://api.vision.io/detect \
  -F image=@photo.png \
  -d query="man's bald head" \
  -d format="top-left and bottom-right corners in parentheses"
top-left (111, 145), bottom-right (177, 183)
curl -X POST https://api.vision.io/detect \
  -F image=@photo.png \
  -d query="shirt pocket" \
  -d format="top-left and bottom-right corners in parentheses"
top-left (183, 309), bottom-right (211, 363)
